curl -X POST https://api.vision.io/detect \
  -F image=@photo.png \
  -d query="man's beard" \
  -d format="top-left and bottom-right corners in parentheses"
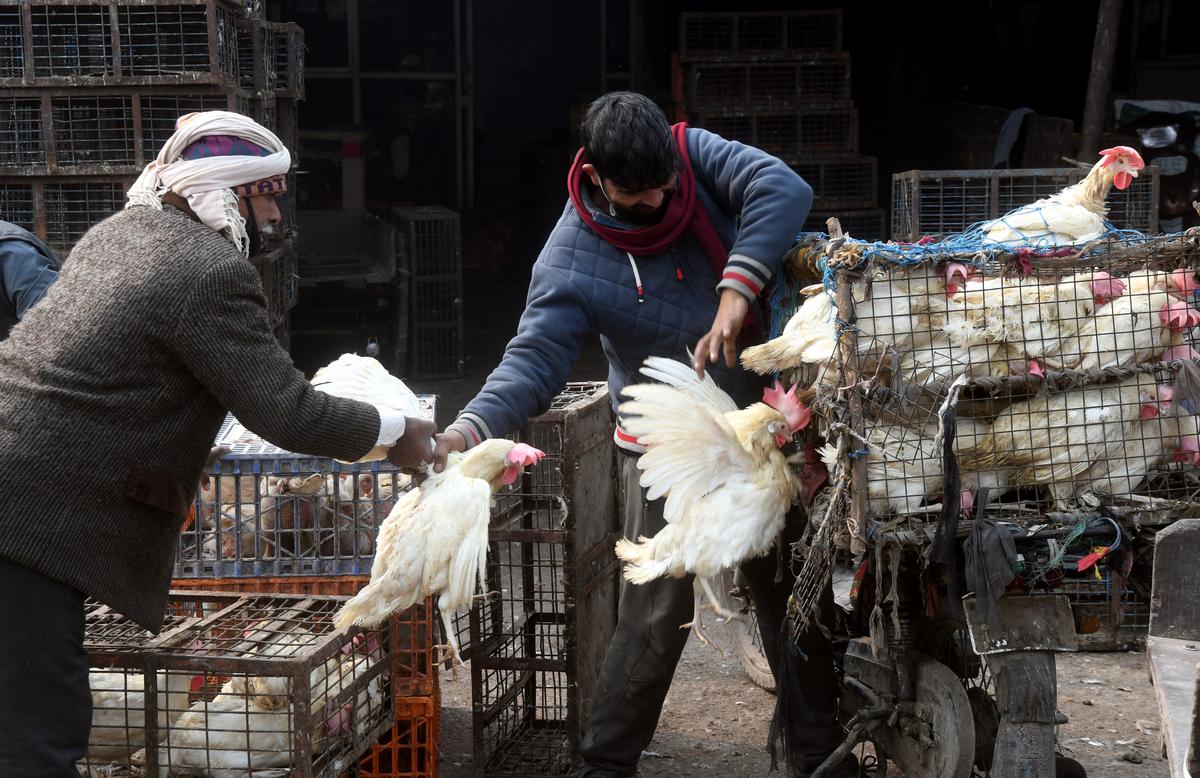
top-left (241, 200), bottom-right (281, 257)
top-left (612, 192), bottom-right (672, 226)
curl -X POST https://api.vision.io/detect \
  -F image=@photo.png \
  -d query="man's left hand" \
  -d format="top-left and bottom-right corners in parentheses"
top-left (693, 288), bottom-right (749, 378)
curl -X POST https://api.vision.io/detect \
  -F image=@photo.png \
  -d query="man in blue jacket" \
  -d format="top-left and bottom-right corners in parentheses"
top-left (0, 221), bottom-right (60, 340)
top-left (435, 92), bottom-right (850, 777)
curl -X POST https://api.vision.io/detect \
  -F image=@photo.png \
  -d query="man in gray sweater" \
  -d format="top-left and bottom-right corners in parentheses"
top-left (0, 111), bottom-right (436, 776)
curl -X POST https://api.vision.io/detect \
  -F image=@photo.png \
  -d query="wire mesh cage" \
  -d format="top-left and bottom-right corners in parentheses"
top-left (685, 57), bottom-right (852, 111)
top-left (175, 402), bottom-right (436, 579)
top-left (791, 154), bottom-right (877, 210)
top-left (0, 87), bottom-right (249, 175)
top-left (395, 205), bottom-right (463, 379)
top-left (891, 167), bottom-right (1161, 241)
top-left (771, 227), bottom-right (1200, 649)
top-left (679, 10), bottom-right (843, 60)
top-left (0, 0), bottom-right (242, 87)
top-left (78, 591), bottom-right (394, 778)
top-left (803, 208), bottom-right (886, 240)
top-left (0, 175), bottom-right (134, 254)
top-left (465, 382), bottom-right (621, 776)
top-left (693, 107), bottom-right (858, 161)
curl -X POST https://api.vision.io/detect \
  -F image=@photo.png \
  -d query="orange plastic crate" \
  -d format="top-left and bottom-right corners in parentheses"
top-left (357, 694), bottom-right (440, 778)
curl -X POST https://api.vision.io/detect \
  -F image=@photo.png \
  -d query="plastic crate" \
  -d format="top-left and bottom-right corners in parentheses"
top-left (694, 107), bottom-right (858, 160)
top-left (685, 57), bottom-right (851, 111)
top-left (355, 695), bottom-right (439, 778)
top-left (0, 0), bottom-right (241, 88)
top-left (0, 87), bottom-right (250, 175)
top-left (803, 208), bottom-right (886, 241)
top-left (79, 591), bottom-right (394, 778)
top-left (891, 167), bottom-right (1161, 241)
top-left (395, 206), bottom-right (463, 379)
top-left (465, 383), bottom-right (620, 775)
top-left (679, 10), bottom-right (843, 60)
top-left (176, 402), bottom-right (436, 579)
top-left (791, 154), bottom-right (877, 210)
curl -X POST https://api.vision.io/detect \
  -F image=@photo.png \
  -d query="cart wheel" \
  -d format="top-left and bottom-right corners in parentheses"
top-left (1055, 755), bottom-right (1087, 777)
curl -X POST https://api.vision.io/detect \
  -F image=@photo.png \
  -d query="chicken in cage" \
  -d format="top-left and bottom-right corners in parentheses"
top-left (747, 235), bottom-right (1200, 519)
top-left (79, 593), bottom-right (393, 778)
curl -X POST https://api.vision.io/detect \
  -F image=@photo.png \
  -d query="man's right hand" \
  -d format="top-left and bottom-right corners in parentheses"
top-left (432, 429), bottom-right (468, 473)
top-left (386, 417), bottom-right (438, 471)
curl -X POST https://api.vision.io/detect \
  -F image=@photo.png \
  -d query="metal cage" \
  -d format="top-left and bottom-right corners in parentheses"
top-left (679, 10), bottom-right (844, 60)
top-left (891, 167), bottom-right (1161, 241)
top-left (79, 591), bottom-right (394, 778)
top-left (396, 205), bottom-right (464, 379)
top-left (693, 107), bottom-right (858, 161)
top-left (465, 383), bottom-right (620, 775)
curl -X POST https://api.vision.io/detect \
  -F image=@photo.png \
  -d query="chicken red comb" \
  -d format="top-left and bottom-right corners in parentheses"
top-left (1160, 299), bottom-right (1200, 331)
top-left (507, 443), bottom-right (545, 467)
top-left (763, 381), bottom-right (812, 433)
top-left (1098, 145), bottom-right (1145, 168)
top-left (1172, 268), bottom-right (1200, 297)
top-left (1089, 271), bottom-right (1125, 304)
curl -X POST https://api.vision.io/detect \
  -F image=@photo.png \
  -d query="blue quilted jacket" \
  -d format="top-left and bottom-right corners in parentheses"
top-left (449, 127), bottom-right (812, 451)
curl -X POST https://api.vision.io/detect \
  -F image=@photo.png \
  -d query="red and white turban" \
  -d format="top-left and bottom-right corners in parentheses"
top-left (126, 111), bottom-right (290, 257)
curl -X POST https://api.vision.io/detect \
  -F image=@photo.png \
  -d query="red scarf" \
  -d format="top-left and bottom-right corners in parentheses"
top-left (568, 122), bottom-right (728, 274)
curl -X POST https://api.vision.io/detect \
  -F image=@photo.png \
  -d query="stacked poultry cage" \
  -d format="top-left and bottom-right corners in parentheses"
top-left (0, 0), bottom-right (301, 343)
top-left (452, 382), bottom-right (621, 776)
top-left (164, 401), bottom-right (441, 777)
top-left (79, 591), bottom-right (396, 777)
top-left (677, 9), bottom-right (884, 239)
top-left (768, 165), bottom-right (1198, 658)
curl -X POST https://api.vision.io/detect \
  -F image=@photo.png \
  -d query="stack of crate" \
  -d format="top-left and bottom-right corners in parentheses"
top-left (170, 405), bottom-right (440, 777)
top-left (0, 0), bottom-right (301, 345)
top-left (457, 383), bottom-right (621, 775)
top-left (677, 10), bottom-right (885, 240)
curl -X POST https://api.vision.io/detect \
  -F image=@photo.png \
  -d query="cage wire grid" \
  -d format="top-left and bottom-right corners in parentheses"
top-left (783, 228), bottom-right (1200, 636)
top-left (679, 10), bottom-right (844, 59)
top-left (176, 402), bottom-right (435, 579)
top-left (80, 592), bottom-right (394, 778)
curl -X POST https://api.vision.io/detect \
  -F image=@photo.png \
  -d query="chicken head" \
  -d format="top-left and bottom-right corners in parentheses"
top-left (942, 262), bottom-right (973, 295)
top-left (1089, 271), bottom-right (1126, 306)
top-left (762, 381), bottom-right (813, 446)
top-left (1098, 146), bottom-right (1145, 190)
top-left (1177, 435), bottom-right (1200, 466)
top-left (1171, 268), bottom-right (1200, 298)
top-left (502, 443), bottom-right (545, 485)
top-left (1160, 299), bottom-right (1200, 332)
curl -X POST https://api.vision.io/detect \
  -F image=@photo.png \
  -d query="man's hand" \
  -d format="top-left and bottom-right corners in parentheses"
top-left (432, 429), bottom-right (468, 473)
top-left (386, 417), bottom-right (437, 471)
top-left (693, 288), bottom-right (750, 378)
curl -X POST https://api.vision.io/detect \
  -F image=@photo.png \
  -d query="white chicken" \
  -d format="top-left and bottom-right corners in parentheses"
top-left (311, 353), bottom-right (424, 462)
top-left (955, 271), bottom-right (1125, 375)
top-left (332, 438), bottom-right (545, 664)
top-left (1049, 287), bottom-right (1199, 371)
top-left (614, 357), bottom-right (811, 618)
top-left (1073, 385), bottom-right (1198, 502)
top-left (741, 261), bottom-right (964, 376)
top-left (147, 630), bottom-right (384, 777)
top-left (80, 667), bottom-right (200, 769)
top-left (957, 374), bottom-right (1165, 505)
top-left (982, 146), bottom-right (1145, 246)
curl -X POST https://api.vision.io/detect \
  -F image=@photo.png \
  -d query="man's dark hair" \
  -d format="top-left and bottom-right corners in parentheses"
top-left (580, 92), bottom-right (677, 192)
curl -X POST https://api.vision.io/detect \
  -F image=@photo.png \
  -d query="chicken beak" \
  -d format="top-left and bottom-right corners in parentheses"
top-left (1140, 403), bottom-right (1160, 420)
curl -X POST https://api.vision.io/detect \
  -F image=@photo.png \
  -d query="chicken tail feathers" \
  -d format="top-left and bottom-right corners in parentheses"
top-left (334, 585), bottom-right (406, 633)
top-left (614, 537), bottom-right (670, 585)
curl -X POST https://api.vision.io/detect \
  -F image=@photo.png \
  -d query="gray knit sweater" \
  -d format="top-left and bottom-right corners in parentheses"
top-left (0, 205), bottom-right (380, 632)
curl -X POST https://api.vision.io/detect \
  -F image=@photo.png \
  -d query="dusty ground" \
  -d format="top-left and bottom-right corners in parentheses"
top-left (437, 624), bottom-right (1168, 777)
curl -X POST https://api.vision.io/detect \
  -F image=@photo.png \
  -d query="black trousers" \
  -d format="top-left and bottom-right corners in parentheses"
top-left (573, 451), bottom-right (843, 775)
top-left (0, 556), bottom-right (92, 777)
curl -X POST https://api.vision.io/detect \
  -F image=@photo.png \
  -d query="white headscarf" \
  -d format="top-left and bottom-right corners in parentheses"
top-left (126, 111), bottom-right (290, 257)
